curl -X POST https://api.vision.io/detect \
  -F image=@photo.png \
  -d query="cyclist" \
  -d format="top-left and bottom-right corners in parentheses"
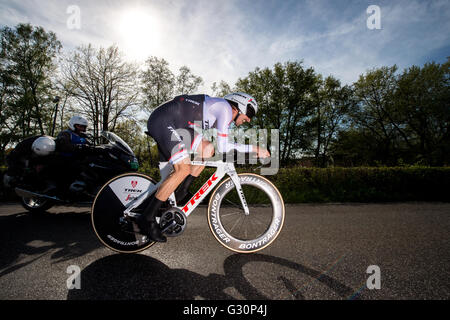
top-left (137, 92), bottom-right (270, 242)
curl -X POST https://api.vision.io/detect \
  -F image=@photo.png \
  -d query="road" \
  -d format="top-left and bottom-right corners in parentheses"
top-left (0, 202), bottom-right (449, 300)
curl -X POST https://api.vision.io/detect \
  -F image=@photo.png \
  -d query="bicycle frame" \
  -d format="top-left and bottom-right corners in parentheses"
top-left (123, 160), bottom-right (250, 218)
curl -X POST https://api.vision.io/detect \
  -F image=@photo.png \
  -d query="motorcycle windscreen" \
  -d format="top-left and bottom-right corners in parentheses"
top-left (101, 131), bottom-right (134, 156)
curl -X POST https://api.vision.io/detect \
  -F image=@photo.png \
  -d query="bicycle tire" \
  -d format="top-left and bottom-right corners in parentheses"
top-left (207, 173), bottom-right (285, 253)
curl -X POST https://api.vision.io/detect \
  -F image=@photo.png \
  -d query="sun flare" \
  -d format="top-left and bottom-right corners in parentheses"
top-left (119, 8), bottom-right (160, 61)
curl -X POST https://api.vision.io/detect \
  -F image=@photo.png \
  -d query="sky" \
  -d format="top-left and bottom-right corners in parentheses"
top-left (0, 0), bottom-right (449, 93)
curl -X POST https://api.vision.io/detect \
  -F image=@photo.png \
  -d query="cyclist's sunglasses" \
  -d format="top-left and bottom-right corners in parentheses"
top-left (245, 104), bottom-right (256, 119)
top-left (230, 101), bottom-right (256, 120)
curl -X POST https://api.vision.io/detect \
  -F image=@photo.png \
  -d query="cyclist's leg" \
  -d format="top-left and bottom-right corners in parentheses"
top-left (141, 144), bottom-right (191, 241)
top-left (148, 124), bottom-right (194, 201)
top-left (189, 139), bottom-right (215, 176)
top-left (145, 121), bottom-right (213, 217)
top-left (156, 157), bottom-right (191, 200)
top-left (174, 138), bottom-right (215, 202)
top-left (138, 106), bottom-right (190, 240)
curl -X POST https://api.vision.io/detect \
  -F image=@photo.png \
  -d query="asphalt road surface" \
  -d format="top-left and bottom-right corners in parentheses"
top-left (0, 202), bottom-right (449, 300)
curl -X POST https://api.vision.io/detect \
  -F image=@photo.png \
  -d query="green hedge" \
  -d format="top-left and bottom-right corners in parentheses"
top-left (2, 167), bottom-right (449, 203)
top-left (269, 167), bottom-right (450, 203)
top-left (139, 166), bottom-right (450, 203)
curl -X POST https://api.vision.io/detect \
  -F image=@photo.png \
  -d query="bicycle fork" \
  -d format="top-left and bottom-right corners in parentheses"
top-left (227, 170), bottom-right (250, 216)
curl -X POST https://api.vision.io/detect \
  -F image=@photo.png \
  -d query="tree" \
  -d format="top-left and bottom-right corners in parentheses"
top-left (141, 56), bottom-right (175, 111)
top-left (61, 44), bottom-right (140, 141)
top-left (345, 61), bottom-right (450, 166)
top-left (0, 58), bottom-right (19, 164)
top-left (311, 76), bottom-right (354, 167)
top-left (114, 119), bottom-right (144, 154)
top-left (141, 59), bottom-right (203, 112)
top-left (236, 61), bottom-right (320, 165)
top-left (394, 59), bottom-right (450, 165)
top-left (211, 80), bottom-right (232, 97)
top-left (329, 129), bottom-right (379, 166)
top-left (350, 66), bottom-right (405, 165)
top-left (52, 80), bottom-right (76, 135)
top-left (0, 23), bottom-right (61, 137)
top-left (176, 66), bottom-right (203, 95)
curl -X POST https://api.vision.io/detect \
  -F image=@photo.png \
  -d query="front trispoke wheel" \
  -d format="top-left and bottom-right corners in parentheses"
top-left (208, 174), bottom-right (285, 253)
top-left (220, 207), bottom-right (273, 241)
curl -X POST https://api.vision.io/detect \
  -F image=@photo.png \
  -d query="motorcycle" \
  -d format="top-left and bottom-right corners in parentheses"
top-left (4, 131), bottom-right (138, 214)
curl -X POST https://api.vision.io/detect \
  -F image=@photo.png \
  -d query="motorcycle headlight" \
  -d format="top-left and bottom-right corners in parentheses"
top-left (130, 157), bottom-right (139, 170)
top-left (120, 153), bottom-right (139, 170)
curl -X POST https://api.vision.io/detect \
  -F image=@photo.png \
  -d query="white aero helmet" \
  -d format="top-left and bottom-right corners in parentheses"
top-left (32, 136), bottom-right (56, 156)
top-left (223, 92), bottom-right (258, 119)
top-left (69, 115), bottom-right (88, 131)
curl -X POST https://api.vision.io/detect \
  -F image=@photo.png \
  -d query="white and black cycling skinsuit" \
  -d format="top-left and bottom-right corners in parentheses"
top-left (147, 94), bottom-right (253, 164)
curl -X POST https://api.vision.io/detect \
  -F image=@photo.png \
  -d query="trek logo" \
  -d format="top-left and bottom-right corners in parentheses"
top-left (182, 173), bottom-right (218, 213)
top-left (185, 98), bottom-right (200, 106)
top-left (125, 181), bottom-right (142, 201)
top-left (124, 188), bottom-right (143, 193)
top-left (234, 93), bottom-right (248, 100)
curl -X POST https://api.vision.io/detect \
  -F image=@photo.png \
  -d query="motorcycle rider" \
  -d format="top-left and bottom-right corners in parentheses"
top-left (55, 115), bottom-right (98, 192)
top-left (137, 92), bottom-right (270, 242)
top-left (56, 115), bottom-right (91, 156)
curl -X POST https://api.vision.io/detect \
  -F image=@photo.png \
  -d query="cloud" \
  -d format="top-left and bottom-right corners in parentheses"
top-left (262, 0), bottom-right (450, 84)
top-left (0, 0), bottom-right (448, 91)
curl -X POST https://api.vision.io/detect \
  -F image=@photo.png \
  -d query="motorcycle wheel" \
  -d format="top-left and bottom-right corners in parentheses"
top-left (20, 196), bottom-right (54, 214)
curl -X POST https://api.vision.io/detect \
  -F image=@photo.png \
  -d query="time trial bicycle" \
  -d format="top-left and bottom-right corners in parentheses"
top-left (91, 158), bottom-right (285, 253)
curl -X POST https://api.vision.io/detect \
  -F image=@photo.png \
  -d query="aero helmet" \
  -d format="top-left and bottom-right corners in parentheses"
top-left (223, 92), bottom-right (258, 119)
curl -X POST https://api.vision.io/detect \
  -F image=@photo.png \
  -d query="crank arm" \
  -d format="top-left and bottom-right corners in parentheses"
top-left (161, 220), bottom-right (177, 234)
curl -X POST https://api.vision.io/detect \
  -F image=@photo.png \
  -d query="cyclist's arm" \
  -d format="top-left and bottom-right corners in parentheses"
top-left (209, 100), bottom-right (254, 153)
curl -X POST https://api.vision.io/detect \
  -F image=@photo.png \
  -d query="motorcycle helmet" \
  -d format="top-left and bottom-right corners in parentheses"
top-left (69, 115), bottom-right (89, 131)
top-left (32, 136), bottom-right (56, 156)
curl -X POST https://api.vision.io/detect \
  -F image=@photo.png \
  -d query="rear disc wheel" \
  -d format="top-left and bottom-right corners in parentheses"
top-left (91, 173), bottom-right (157, 253)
